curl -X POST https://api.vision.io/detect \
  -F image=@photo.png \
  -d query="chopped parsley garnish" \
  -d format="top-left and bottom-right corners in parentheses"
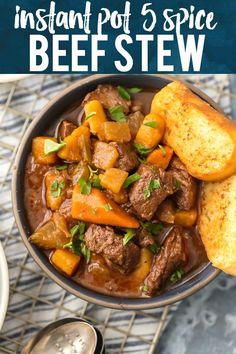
top-left (78, 176), bottom-right (91, 195)
top-left (62, 240), bottom-right (73, 249)
top-left (117, 86), bottom-right (131, 101)
top-left (50, 180), bottom-right (65, 197)
top-left (134, 143), bottom-right (153, 156)
top-left (143, 179), bottom-right (161, 200)
top-left (92, 176), bottom-right (101, 189)
top-left (123, 173), bottom-right (141, 188)
top-left (108, 105), bottom-right (126, 122)
top-left (138, 157), bottom-right (147, 164)
top-left (104, 203), bottom-right (113, 211)
top-left (85, 111), bottom-right (96, 120)
top-left (88, 165), bottom-right (101, 189)
top-left (70, 222), bottom-right (86, 237)
top-left (123, 229), bottom-right (136, 246)
top-left (44, 139), bottom-right (66, 155)
top-left (79, 234), bottom-right (85, 241)
top-left (170, 269), bottom-right (184, 284)
top-left (150, 179), bottom-right (161, 189)
top-left (158, 144), bottom-right (167, 156)
top-left (88, 165), bottom-right (98, 178)
top-left (143, 188), bottom-right (151, 200)
top-left (72, 236), bottom-right (83, 256)
top-left (149, 243), bottom-right (160, 254)
top-left (174, 179), bottom-right (181, 189)
top-left (51, 181), bottom-right (59, 189)
top-left (81, 243), bottom-right (91, 263)
top-left (141, 222), bottom-right (163, 235)
top-left (127, 87), bottom-right (143, 94)
top-left (64, 221), bottom-right (90, 263)
top-left (56, 164), bottom-right (68, 171)
top-left (144, 121), bottom-right (157, 128)
top-left (142, 284), bottom-right (149, 293)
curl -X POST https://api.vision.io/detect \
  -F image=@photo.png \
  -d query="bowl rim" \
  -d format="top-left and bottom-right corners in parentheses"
top-left (12, 74), bottom-right (221, 310)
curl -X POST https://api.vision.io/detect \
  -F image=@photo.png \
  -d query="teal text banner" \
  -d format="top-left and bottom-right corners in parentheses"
top-left (0, 0), bottom-right (235, 73)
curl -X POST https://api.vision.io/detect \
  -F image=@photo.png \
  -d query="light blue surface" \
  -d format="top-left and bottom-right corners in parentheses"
top-left (158, 274), bottom-right (236, 354)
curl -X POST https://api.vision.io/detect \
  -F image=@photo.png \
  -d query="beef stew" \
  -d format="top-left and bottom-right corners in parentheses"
top-left (24, 84), bottom-right (208, 298)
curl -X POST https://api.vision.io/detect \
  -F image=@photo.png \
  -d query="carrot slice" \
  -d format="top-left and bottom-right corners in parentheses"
top-left (71, 186), bottom-right (139, 228)
top-left (147, 145), bottom-right (173, 169)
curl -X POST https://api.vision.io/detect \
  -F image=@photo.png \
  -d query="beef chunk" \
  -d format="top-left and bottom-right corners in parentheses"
top-left (85, 224), bottom-right (140, 274)
top-left (168, 157), bottom-right (197, 210)
top-left (144, 226), bottom-right (187, 295)
top-left (109, 142), bottom-right (138, 172)
top-left (127, 111), bottom-right (144, 138)
top-left (138, 229), bottom-right (155, 248)
top-left (58, 199), bottom-right (75, 226)
top-left (59, 199), bottom-right (72, 219)
top-left (82, 85), bottom-right (131, 114)
top-left (156, 199), bottom-right (176, 224)
top-left (67, 162), bottom-right (90, 186)
top-left (105, 189), bottom-right (128, 205)
top-left (120, 201), bottom-right (137, 217)
top-left (129, 164), bottom-right (177, 220)
top-left (58, 120), bottom-right (77, 138)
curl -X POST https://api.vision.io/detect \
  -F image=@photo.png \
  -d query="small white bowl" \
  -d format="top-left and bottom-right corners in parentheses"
top-left (0, 242), bottom-right (9, 330)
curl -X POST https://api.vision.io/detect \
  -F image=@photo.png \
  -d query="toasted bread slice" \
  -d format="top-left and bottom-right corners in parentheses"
top-left (151, 81), bottom-right (236, 181)
top-left (199, 174), bottom-right (236, 275)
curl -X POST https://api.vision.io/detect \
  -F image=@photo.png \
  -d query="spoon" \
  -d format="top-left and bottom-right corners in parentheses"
top-left (21, 318), bottom-right (104, 354)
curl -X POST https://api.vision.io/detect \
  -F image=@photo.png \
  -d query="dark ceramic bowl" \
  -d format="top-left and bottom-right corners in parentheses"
top-left (12, 74), bottom-right (220, 310)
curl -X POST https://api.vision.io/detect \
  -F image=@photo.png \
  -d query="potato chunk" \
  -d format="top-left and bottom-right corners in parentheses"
top-left (29, 212), bottom-right (70, 249)
top-left (58, 126), bottom-right (90, 161)
top-left (92, 141), bottom-right (119, 170)
top-left (51, 249), bottom-right (81, 276)
top-left (45, 171), bottom-right (67, 211)
top-left (84, 100), bottom-right (107, 137)
top-left (129, 248), bottom-right (153, 284)
top-left (100, 168), bottom-right (129, 194)
top-left (32, 137), bottom-right (58, 165)
top-left (103, 122), bottom-right (131, 142)
top-left (135, 113), bottom-right (165, 148)
top-left (157, 199), bottom-right (176, 224)
top-left (175, 209), bottom-right (197, 227)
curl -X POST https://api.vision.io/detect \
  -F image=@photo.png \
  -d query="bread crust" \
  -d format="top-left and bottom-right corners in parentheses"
top-left (199, 174), bottom-right (236, 275)
top-left (151, 81), bottom-right (236, 181)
